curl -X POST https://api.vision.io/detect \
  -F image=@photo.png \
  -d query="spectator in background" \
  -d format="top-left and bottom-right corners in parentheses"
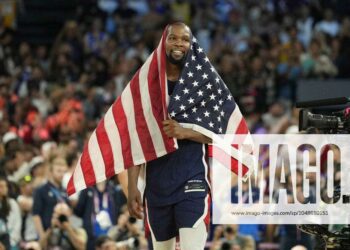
top-left (170, 0), bottom-right (192, 25)
top-left (315, 9), bottom-right (340, 37)
top-left (297, 6), bottom-right (314, 48)
top-left (17, 175), bottom-right (38, 243)
top-left (1, 1), bottom-right (350, 249)
top-left (108, 205), bottom-right (147, 249)
top-left (95, 235), bottom-right (116, 250)
top-left (75, 180), bottom-right (126, 250)
top-left (1, 131), bottom-right (21, 155)
top-left (29, 156), bottom-right (48, 189)
top-left (210, 225), bottom-right (255, 250)
top-left (40, 203), bottom-right (87, 250)
top-left (0, 177), bottom-right (22, 250)
top-left (84, 18), bottom-right (109, 55)
top-left (114, 0), bottom-right (138, 23)
top-left (50, 52), bottom-right (80, 84)
top-left (51, 20), bottom-right (84, 67)
top-left (32, 156), bottom-right (69, 240)
top-left (300, 39), bottom-right (338, 78)
top-left (335, 17), bottom-right (350, 77)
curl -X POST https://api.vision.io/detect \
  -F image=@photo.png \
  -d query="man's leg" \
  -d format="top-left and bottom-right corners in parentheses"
top-left (145, 200), bottom-right (178, 250)
top-left (179, 220), bottom-right (208, 250)
top-left (175, 194), bottom-right (210, 250)
top-left (150, 235), bottom-right (176, 250)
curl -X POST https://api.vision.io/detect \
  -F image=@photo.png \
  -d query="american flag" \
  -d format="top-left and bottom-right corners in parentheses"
top-left (67, 27), bottom-right (250, 196)
top-left (167, 36), bottom-right (251, 177)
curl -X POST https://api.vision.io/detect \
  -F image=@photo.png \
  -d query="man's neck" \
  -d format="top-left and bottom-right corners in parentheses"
top-left (50, 179), bottom-right (61, 188)
top-left (166, 62), bottom-right (181, 81)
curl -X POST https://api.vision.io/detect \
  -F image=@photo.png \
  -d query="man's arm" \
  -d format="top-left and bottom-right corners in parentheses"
top-left (33, 215), bottom-right (45, 240)
top-left (117, 170), bottom-right (128, 197)
top-left (163, 119), bottom-right (212, 144)
top-left (63, 223), bottom-right (87, 250)
top-left (127, 165), bottom-right (143, 219)
top-left (32, 190), bottom-right (45, 239)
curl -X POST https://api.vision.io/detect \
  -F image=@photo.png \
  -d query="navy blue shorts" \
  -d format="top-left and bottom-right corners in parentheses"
top-left (145, 194), bottom-right (210, 241)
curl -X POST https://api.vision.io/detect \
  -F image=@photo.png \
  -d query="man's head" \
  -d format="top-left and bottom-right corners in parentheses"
top-left (165, 22), bottom-right (191, 66)
top-left (49, 156), bottom-right (68, 186)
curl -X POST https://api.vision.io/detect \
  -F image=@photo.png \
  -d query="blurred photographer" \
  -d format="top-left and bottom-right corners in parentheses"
top-left (95, 236), bottom-right (117, 250)
top-left (95, 235), bottom-right (141, 250)
top-left (74, 180), bottom-right (125, 250)
top-left (108, 206), bottom-right (147, 250)
top-left (210, 225), bottom-right (255, 250)
top-left (40, 203), bottom-right (87, 250)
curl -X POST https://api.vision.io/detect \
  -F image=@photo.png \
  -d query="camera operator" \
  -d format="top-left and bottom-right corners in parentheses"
top-left (108, 205), bottom-right (146, 249)
top-left (210, 225), bottom-right (255, 250)
top-left (95, 236), bottom-right (117, 250)
top-left (40, 203), bottom-right (87, 250)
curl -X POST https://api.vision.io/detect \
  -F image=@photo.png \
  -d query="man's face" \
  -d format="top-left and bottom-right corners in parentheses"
top-left (165, 25), bottom-right (191, 66)
top-left (51, 162), bottom-right (68, 185)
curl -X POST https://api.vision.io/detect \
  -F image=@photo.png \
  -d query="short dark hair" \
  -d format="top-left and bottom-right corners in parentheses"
top-left (167, 22), bottom-right (191, 36)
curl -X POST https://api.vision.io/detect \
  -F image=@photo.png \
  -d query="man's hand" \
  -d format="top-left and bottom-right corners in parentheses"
top-left (163, 119), bottom-right (188, 139)
top-left (127, 186), bottom-right (143, 219)
top-left (163, 119), bottom-right (212, 144)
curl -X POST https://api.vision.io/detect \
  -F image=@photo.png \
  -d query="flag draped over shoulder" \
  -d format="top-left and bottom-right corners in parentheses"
top-left (67, 26), bottom-right (251, 196)
top-left (67, 28), bottom-right (177, 195)
top-left (167, 36), bottom-right (251, 177)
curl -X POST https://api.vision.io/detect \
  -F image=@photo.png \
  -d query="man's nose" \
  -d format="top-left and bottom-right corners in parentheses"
top-left (174, 39), bottom-right (184, 47)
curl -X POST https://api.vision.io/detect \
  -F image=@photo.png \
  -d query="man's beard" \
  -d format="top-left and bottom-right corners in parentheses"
top-left (166, 52), bottom-right (187, 67)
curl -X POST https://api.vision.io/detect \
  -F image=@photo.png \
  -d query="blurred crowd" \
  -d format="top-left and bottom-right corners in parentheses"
top-left (0, 0), bottom-right (349, 249)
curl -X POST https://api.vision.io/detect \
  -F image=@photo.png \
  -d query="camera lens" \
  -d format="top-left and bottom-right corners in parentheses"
top-left (58, 214), bottom-right (68, 223)
top-left (128, 217), bottom-right (137, 224)
top-left (221, 242), bottom-right (231, 250)
top-left (133, 237), bottom-right (140, 247)
top-left (225, 227), bottom-right (233, 234)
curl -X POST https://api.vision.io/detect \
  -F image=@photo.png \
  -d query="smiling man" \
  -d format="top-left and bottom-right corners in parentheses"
top-left (68, 20), bottom-right (248, 250)
top-left (127, 22), bottom-right (211, 250)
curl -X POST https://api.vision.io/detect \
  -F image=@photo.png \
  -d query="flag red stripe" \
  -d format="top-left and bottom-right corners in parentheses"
top-left (148, 49), bottom-right (176, 153)
top-left (231, 157), bottom-right (250, 176)
top-left (67, 175), bottom-right (75, 195)
top-left (130, 69), bottom-right (157, 160)
top-left (112, 99), bottom-right (134, 167)
top-left (235, 119), bottom-right (249, 134)
top-left (80, 144), bottom-right (96, 186)
top-left (204, 195), bottom-right (211, 230)
top-left (96, 119), bottom-right (115, 178)
top-left (159, 34), bottom-right (168, 120)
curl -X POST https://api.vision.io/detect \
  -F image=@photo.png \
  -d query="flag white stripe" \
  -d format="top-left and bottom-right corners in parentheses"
top-left (202, 144), bottom-right (210, 190)
top-left (88, 131), bottom-right (106, 182)
top-left (139, 55), bottom-right (167, 157)
top-left (157, 37), bottom-right (169, 108)
top-left (121, 85), bottom-right (145, 164)
top-left (104, 107), bottom-right (124, 173)
top-left (73, 158), bottom-right (86, 192)
top-left (226, 107), bottom-right (242, 134)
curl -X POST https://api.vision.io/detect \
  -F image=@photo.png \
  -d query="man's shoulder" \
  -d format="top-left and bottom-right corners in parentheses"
top-left (33, 181), bottom-right (52, 197)
top-left (35, 181), bottom-right (50, 191)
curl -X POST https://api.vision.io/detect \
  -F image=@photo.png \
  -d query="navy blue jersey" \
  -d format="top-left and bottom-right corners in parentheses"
top-left (32, 182), bottom-right (69, 230)
top-left (145, 138), bottom-right (209, 206)
top-left (144, 80), bottom-right (209, 206)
